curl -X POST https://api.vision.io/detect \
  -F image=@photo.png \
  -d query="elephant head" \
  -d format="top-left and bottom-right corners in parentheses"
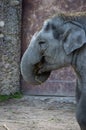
top-left (21, 15), bottom-right (86, 85)
top-left (21, 32), bottom-right (51, 85)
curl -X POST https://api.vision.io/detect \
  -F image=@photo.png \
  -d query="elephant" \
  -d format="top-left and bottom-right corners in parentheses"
top-left (21, 12), bottom-right (86, 130)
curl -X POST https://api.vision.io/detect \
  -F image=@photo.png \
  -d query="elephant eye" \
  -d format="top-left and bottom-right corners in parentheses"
top-left (39, 41), bottom-right (46, 45)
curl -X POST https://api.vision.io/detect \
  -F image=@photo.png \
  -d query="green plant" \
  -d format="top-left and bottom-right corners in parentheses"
top-left (0, 92), bottom-right (23, 102)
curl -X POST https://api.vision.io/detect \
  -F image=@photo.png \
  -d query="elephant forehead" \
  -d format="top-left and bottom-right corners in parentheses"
top-left (51, 16), bottom-right (63, 25)
top-left (37, 29), bottom-right (53, 40)
top-left (43, 18), bottom-right (62, 29)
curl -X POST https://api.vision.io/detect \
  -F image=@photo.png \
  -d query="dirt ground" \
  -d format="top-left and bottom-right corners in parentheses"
top-left (0, 96), bottom-right (80, 130)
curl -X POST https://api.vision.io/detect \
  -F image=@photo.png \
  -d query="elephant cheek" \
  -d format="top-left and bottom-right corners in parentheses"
top-left (21, 49), bottom-right (51, 85)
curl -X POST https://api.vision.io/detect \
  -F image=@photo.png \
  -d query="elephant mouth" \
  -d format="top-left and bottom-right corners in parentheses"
top-left (21, 54), bottom-right (51, 85)
top-left (33, 56), bottom-right (51, 85)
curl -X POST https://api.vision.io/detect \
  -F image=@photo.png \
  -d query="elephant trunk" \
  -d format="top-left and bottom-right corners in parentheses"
top-left (21, 42), bottom-right (51, 85)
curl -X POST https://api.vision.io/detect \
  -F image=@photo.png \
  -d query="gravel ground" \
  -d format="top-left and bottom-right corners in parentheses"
top-left (0, 96), bottom-right (80, 130)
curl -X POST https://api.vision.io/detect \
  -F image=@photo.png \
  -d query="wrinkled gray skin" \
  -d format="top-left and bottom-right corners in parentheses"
top-left (21, 14), bottom-right (86, 130)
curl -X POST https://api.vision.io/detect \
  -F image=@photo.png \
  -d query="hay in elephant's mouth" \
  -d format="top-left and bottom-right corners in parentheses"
top-left (33, 56), bottom-right (51, 84)
top-left (33, 56), bottom-right (48, 84)
top-left (33, 56), bottom-right (45, 75)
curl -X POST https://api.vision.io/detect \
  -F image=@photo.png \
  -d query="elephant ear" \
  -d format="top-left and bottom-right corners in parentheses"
top-left (63, 23), bottom-right (86, 55)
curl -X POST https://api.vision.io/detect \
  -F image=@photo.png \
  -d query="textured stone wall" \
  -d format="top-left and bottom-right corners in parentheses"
top-left (0, 0), bottom-right (22, 95)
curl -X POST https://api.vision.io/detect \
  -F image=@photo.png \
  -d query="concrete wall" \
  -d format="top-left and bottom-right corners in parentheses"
top-left (0, 0), bottom-right (22, 95)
